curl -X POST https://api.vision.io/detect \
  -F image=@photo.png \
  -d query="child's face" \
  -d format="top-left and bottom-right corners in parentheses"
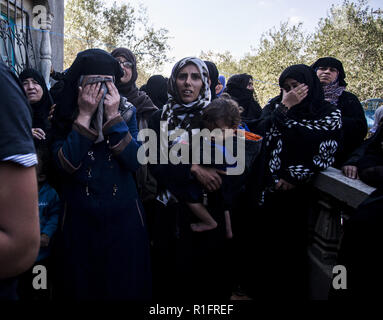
top-left (211, 119), bottom-right (235, 143)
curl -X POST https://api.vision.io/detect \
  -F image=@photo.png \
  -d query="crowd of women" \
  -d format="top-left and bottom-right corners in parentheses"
top-left (1, 46), bottom-right (382, 301)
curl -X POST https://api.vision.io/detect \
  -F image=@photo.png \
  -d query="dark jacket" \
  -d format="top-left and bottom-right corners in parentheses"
top-left (335, 91), bottom-right (368, 167)
top-left (51, 109), bottom-right (152, 300)
top-left (342, 121), bottom-right (382, 167)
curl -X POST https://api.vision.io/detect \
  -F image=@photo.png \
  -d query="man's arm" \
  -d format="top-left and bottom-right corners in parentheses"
top-left (0, 162), bottom-right (39, 279)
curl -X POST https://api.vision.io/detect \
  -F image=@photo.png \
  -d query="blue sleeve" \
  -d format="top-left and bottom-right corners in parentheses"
top-left (125, 108), bottom-right (139, 140)
top-left (52, 121), bottom-right (97, 174)
top-left (103, 114), bottom-right (141, 172)
top-left (41, 189), bottom-right (61, 238)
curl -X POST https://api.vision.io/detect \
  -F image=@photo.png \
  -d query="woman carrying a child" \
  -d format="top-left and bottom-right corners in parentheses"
top-left (149, 57), bottom-right (241, 301)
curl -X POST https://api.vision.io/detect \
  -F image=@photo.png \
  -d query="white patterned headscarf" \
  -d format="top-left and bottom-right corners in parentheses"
top-left (161, 57), bottom-right (211, 135)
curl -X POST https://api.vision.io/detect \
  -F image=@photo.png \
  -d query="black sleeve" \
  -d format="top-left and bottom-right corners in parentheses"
top-left (341, 131), bottom-right (377, 167)
top-left (246, 97), bottom-right (279, 135)
top-left (338, 91), bottom-right (368, 159)
top-left (0, 62), bottom-right (35, 159)
top-left (148, 110), bottom-right (193, 190)
top-left (252, 99), bottom-right (262, 119)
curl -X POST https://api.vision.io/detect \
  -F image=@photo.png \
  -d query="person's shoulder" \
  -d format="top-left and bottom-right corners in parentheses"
top-left (40, 182), bottom-right (60, 199)
top-left (0, 63), bottom-right (28, 105)
top-left (148, 109), bottom-right (163, 128)
top-left (0, 62), bottom-right (21, 87)
top-left (0, 61), bottom-right (10, 74)
top-left (260, 96), bottom-right (280, 116)
top-left (119, 96), bottom-right (136, 117)
top-left (264, 96), bottom-right (280, 107)
top-left (339, 91), bottom-right (362, 105)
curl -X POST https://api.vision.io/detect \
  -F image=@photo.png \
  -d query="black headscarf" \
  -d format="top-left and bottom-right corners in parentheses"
top-left (278, 64), bottom-right (332, 120)
top-left (311, 57), bottom-right (347, 87)
top-left (145, 75), bottom-right (168, 109)
top-left (224, 73), bottom-right (262, 121)
top-left (19, 68), bottom-right (53, 131)
top-left (204, 60), bottom-right (219, 100)
top-left (51, 48), bottom-right (123, 141)
top-left (111, 48), bottom-right (158, 122)
top-left (256, 64), bottom-right (342, 196)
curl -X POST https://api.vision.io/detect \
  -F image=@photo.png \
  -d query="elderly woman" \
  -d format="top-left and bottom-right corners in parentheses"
top-left (250, 64), bottom-right (342, 299)
top-left (311, 57), bottom-right (367, 166)
top-left (148, 57), bottom-right (231, 301)
top-left (19, 68), bottom-right (54, 143)
top-left (50, 49), bottom-right (151, 300)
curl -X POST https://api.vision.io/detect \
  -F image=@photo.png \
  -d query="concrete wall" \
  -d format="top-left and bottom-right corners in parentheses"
top-left (47, 0), bottom-right (64, 71)
top-left (1, 0), bottom-right (63, 72)
top-left (309, 167), bottom-right (376, 299)
top-left (31, 0), bottom-right (64, 71)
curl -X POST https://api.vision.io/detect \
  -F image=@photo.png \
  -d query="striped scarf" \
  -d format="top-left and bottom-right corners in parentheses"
top-left (161, 57), bottom-right (211, 148)
top-left (322, 80), bottom-right (346, 105)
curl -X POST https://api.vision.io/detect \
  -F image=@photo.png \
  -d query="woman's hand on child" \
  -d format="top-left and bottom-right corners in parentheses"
top-left (191, 164), bottom-right (226, 192)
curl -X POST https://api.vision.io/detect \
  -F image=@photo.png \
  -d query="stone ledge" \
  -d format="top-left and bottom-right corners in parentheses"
top-left (313, 167), bottom-right (376, 209)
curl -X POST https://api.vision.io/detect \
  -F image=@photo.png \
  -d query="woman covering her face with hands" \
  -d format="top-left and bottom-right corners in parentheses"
top-left (49, 49), bottom-right (151, 301)
top-left (257, 64), bottom-right (342, 194)
top-left (247, 64), bottom-right (342, 299)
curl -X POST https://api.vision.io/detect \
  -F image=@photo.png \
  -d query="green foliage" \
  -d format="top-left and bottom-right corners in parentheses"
top-left (307, 0), bottom-right (383, 101)
top-left (202, 0), bottom-right (382, 106)
top-left (242, 22), bottom-right (311, 105)
top-left (64, 0), bottom-right (171, 84)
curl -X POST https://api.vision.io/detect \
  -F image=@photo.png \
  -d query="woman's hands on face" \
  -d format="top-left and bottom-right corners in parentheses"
top-left (104, 81), bottom-right (121, 121)
top-left (191, 164), bottom-right (226, 192)
top-left (282, 83), bottom-right (309, 109)
top-left (77, 82), bottom-right (104, 127)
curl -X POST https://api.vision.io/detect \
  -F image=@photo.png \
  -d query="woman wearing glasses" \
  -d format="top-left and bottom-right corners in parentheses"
top-left (111, 48), bottom-right (158, 125)
top-left (111, 48), bottom-right (159, 236)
